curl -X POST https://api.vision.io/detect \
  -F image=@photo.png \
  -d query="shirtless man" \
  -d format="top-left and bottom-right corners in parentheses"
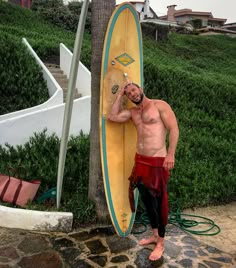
top-left (108, 82), bottom-right (179, 261)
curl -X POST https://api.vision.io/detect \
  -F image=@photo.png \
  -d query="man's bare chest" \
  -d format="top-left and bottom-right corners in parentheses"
top-left (132, 105), bottom-right (161, 125)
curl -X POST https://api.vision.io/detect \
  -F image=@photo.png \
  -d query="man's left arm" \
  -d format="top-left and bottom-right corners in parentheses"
top-left (158, 101), bottom-right (179, 170)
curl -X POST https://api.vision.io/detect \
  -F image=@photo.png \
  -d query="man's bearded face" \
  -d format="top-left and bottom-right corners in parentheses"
top-left (125, 84), bottom-right (144, 105)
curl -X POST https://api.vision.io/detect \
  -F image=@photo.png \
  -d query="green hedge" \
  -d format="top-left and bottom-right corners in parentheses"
top-left (0, 1), bottom-right (91, 115)
top-left (31, 0), bottom-right (92, 33)
top-left (143, 34), bottom-right (236, 208)
top-left (0, 130), bottom-right (94, 222)
top-left (0, 32), bottom-right (49, 114)
top-left (0, 1), bottom-right (91, 66)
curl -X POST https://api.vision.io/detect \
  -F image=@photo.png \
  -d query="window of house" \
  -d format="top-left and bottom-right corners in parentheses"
top-left (176, 17), bottom-right (183, 23)
top-left (202, 20), bottom-right (207, 27)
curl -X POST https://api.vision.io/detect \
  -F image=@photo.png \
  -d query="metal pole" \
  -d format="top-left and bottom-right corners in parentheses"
top-left (56, 0), bottom-right (90, 208)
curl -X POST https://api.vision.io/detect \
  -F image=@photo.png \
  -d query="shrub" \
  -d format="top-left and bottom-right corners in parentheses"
top-left (0, 32), bottom-right (49, 115)
top-left (31, 0), bottom-right (92, 33)
top-left (0, 130), bottom-right (95, 222)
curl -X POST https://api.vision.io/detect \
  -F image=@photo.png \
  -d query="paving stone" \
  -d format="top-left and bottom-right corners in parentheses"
top-left (177, 258), bottom-right (193, 267)
top-left (165, 240), bottom-right (182, 259)
top-left (70, 231), bottom-right (96, 242)
top-left (135, 248), bottom-right (164, 268)
top-left (18, 236), bottom-right (51, 254)
top-left (111, 254), bottom-right (129, 263)
top-left (89, 255), bottom-right (107, 267)
top-left (51, 237), bottom-right (75, 250)
top-left (181, 235), bottom-right (201, 246)
top-left (89, 226), bottom-right (116, 236)
top-left (198, 263), bottom-right (208, 268)
top-left (183, 245), bottom-right (194, 249)
top-left (198, 248), bottom-right (208, 256)
top-left (85, 239), bottom-right (108, 254)
top-left (106, 236), bottom-right (137, 254)
top-left (205, 245), bottom-right (222, 254)
top-left (17, 251), bottom-right (63, 268)
top-left (166, 225), bottom-right (186, 236)
top-left (0, 257), bottom-right (8, 263)
top-left (169, 236), bottom-right (178, 242)
top-left (211, 256), bottom-right (233, 263)
top-left (60, 247), bottom-right (82, 264)
top-left (203, 260), bottom-right (222, 268)
top-left (184, 250), bottom-right (197, 258)
top-left (70, 259), bottom-right (93, 268)
top-left (0, 246), bottom-right (19, 259)
top-left (0, 229), bottom-right (21, 246)
top-left (70, 226), bottom-right (115, 242)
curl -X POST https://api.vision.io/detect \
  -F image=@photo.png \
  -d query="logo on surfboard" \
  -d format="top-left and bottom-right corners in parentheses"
top-left (115, 53), bottom-right (135, 66)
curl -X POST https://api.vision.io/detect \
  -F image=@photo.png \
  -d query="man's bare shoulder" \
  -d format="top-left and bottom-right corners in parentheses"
top-left (153, 99), bottom-right (171, 110)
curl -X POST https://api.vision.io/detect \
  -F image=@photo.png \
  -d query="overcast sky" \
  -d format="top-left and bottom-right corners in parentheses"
top-left (116, 0), bottom-right (236, 24)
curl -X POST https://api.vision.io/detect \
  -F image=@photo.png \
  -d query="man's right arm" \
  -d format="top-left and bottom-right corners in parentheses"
top-left (108, 94), bottom-right (132, 123)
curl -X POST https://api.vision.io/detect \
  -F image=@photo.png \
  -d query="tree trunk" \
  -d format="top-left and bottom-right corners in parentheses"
top-left (89, 0), bottom-right (115, 221)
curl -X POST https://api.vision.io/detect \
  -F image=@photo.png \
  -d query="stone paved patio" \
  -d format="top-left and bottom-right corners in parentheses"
top-left (0, 223), bottom-right (235, 268)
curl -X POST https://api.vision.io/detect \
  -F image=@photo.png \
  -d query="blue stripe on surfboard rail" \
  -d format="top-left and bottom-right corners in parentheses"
top-left (102, 116), bottom-right (138, 236)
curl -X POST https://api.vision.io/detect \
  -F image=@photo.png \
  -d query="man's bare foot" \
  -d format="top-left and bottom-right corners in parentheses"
top-left (149, 242), bottom-right (164, 261)
top-left (139, 236), bottom-right (158, 246)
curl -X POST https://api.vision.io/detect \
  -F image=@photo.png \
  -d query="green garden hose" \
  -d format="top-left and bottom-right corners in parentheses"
top-left (133, 206), bottom-right (221, 236)
top-left (168, 208), bottom-right (221, 236)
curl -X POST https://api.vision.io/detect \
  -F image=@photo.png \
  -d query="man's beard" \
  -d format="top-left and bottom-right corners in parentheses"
top-left (131, 93), bottom-right (144, 105)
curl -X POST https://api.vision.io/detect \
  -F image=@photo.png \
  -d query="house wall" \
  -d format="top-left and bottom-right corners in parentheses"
top-left (165, 5), bottom-right (226, 28)
top-left (222, 24), bottom-right (236, 31)
top-left (175, 15), bottom-right (224, 27)
top-left (167, 5), bottom-right (176, 22)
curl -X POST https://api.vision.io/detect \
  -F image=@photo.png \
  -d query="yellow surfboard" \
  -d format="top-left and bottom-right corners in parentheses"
top-left (100, 3), bottom-right (143, 236)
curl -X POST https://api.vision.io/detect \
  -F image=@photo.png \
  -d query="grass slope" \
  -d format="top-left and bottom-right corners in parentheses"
top-left (0, 1), bottom-right (90, 115)
top-left (143, 34), bottom-right (236, 207)
top-left (0, 1), bottom-right (90, 63)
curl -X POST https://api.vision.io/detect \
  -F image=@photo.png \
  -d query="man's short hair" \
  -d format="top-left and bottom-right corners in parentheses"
top-left (124, 82), bottom-right (140, 90)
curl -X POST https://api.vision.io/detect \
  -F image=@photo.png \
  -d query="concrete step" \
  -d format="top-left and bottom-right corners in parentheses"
top-left (48, 68), bottom-right (64, 75)
top-left (51, 73), bottom-right (67, 79)
top-left (57, 81), bottom-right (69, 88)
top-left (44, 62), bottom-right (82, 103)
top-left (44, 63), bottom-right (60, 69)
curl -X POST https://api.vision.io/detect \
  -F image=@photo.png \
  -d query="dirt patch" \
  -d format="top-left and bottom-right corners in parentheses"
top-left (182, 202), bottom-right (236, 256)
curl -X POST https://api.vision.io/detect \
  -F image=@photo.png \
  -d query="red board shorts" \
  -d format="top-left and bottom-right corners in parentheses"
top-left (128, 153), bottom-right (170, 226)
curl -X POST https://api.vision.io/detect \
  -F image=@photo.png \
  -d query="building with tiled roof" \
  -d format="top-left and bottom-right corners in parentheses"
top-left (159, 5), bottom-right (226, 28)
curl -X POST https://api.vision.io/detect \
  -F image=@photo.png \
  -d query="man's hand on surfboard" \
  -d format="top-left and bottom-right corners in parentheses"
top-left (120, 81), bottom-right (133, 96)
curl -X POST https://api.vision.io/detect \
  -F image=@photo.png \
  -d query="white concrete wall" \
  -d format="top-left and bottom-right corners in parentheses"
top-left (0, 205), bottom-right (73, 232)
top-left (0, 96), bottom-right (91, 146)
top-left (60, 43), bottom-right (91, 97)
